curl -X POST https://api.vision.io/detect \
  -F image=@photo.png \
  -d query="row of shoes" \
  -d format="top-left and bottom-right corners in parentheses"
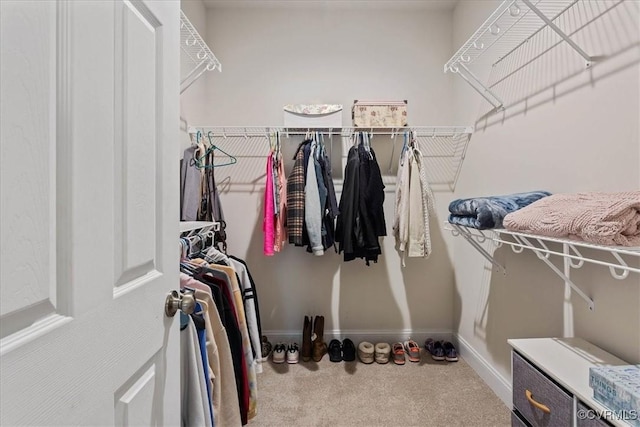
top-left (261, 333), bottom-right (459, 365)
top-left (260, 315), bottom-right (329, 364)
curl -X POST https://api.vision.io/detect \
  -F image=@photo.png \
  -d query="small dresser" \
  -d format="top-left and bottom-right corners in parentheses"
top-left (509, 338), bottom-right (632, 427)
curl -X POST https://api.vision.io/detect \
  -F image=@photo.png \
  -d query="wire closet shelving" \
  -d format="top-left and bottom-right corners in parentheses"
top-left (445, 0), bottom-right (594, 110)
top-left (180, 10), bottom-right (221, 94)
top-left (446, 223), bottom-right (640, 311)
top-left (189, 126), bottom-right (474, 191)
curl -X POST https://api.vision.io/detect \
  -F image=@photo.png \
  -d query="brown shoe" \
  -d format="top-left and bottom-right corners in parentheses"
top-left (312, 315), bottom-right (327, 362)
top-left (301, 315), bottom-right (312, 362)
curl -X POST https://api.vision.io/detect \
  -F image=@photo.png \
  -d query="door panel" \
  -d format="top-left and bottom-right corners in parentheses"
top-left (114, 0), bottom-right (159, 288)
top-left (0, 1), bottom-right (61, 339)
top-left (115, 363), bottom-right (158, 427)
top-left (0, 1), bottom-right (180, 425)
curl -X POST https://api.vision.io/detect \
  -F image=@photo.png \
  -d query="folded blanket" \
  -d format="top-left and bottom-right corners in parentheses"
top-left (503, 191), bottom-right (640, 246)
top-left (448, 191), bottom-right (552, 230)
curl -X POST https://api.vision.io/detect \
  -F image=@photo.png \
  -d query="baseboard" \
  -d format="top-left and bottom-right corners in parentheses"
top-left (263, 328), bottom-right (453, 346)
top-left (453, 333), bottom-right (512, 407)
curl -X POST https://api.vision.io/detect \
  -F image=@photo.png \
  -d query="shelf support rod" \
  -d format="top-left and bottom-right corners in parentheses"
top-left (520, 236), bottom-right (594, 311)
top-left (454, 225), bottom-right (506, 274)
top-left (180, 64), bottom-right (210, 94)
top-left (562, 243), bottom-right (575, 337)
top-left (520, 0), bottom-right (593, 66)
top-left (455, 63), bottom-right (505, 110)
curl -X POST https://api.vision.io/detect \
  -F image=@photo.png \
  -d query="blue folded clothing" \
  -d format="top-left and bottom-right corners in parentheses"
top-left (448, 191), bottom-right (551, 230)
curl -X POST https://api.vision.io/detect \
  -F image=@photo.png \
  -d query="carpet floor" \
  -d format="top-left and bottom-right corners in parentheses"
top-left (251, 349), bottom-right (510, 427)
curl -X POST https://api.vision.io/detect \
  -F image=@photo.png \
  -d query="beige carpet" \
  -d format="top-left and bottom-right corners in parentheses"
top-left (251, 349), bottom-right (510, 427)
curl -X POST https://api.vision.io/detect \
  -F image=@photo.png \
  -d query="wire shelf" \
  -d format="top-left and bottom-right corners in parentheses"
top-left (180, 221), bottom-right (220, 235)
top-left (446, 223), bottom-right (640, 310)
top-left (445, 0), bottom-right (594, 110)
top-left (189, 126), bottom-right (473, 191)
top-left (180, 10), bottom-right (221, 94)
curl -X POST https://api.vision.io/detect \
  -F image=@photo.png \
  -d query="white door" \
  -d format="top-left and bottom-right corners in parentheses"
top-left (1, 1), bottom-right (180, 425)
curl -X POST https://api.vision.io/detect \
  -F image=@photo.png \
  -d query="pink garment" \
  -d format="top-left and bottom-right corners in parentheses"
top-left (180, 272), bottom-right (213, 296)
top-left (263, 154), bottom-right (275, 255)
top-left (274, 155), bottom-right (287, 252)
top-left (503, 191), bottom-right (640, 246)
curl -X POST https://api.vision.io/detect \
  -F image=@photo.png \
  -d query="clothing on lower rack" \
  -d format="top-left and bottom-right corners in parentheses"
top-left (179, 231), bottom-right (264, 427)
top-left (181, 313), bottom-right (214, 427)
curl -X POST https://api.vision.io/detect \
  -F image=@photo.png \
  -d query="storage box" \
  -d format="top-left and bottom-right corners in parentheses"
top-left (590, 365), bottom-right (640, 414)
top-left (352, 100), bottom-right (408, 127)
top-left (593, 389), bottom-right (640, 427)
top-left (283, 104), bottom-right (343, 128)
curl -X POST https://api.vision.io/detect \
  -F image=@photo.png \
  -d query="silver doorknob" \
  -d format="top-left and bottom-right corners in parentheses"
top-left (165, 290), bottom-right (196, 317)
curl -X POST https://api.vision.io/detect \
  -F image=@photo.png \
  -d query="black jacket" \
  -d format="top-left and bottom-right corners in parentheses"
top-left (336, 144), bottom-right (386, 264)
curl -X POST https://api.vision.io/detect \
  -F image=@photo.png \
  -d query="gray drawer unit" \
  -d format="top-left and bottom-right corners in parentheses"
top-left (512, 351), bottom-right (573, 426)
top-left (577, 402), bottom-right (614, 427)
top-left (512, 410), bottom-right (530, 427)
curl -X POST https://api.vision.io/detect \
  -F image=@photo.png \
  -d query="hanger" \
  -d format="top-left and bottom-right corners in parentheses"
top-left (194, 131), bottom-right (238, 168)
top-left (180, 260), bottom-right (199, 276)
top-left (362, 132), bottom-right (373, 160)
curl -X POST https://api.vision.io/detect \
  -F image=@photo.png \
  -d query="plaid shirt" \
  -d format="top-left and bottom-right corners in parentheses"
top-left (287, 148), bottom-right (306, 245)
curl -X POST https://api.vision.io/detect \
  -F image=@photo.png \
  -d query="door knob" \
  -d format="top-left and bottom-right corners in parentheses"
top-left (165, 290), bottom-right (196, 317)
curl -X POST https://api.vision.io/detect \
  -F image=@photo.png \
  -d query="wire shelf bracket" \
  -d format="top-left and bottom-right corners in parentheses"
top-left (445, 0), bottom-right (594, 110)
top-left (446, 224), bottom-right (640, 311)
top-left (180, 10), bottom-right (221, 94)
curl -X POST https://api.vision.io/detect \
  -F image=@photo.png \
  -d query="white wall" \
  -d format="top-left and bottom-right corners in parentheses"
top-left (180, 0), bottom-right (210, 152)
top-left (198, 2), bottom-right (459, 341)
top-left (451, 0), bottom-right (640, 403)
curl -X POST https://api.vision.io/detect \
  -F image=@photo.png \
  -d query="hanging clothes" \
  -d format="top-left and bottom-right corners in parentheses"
top-left (181, 273), bottom-right (242, 427)
top-left (181, 312), bottom-right (214, 427)
top-left (194, 269), bottom-right (250, 425)
top-left (181, 146), bottom-right (203, 221)
top-left (200, 148), bottom-right (226, 223)
top-left (263, 153), bottom-right (275, 256)
top-left (305, 141), bottom-right (324, 255)
top-left (287, 141), bottom-right (309, 246)
top-left (282, 135), bottom-right (338, 255)
top-left (393, 137), bottom-right (411, 259)
top-left (179, 229), bottom-right (263, 426)
top-left (207, 248), bottom-right (263, 375)
top-left (181, 132), bottom-right (228, 253)
top-left (319, 142), bottom-right (339, 250)
top-left (264, 132), bottom-right (288, 255)
top-left (393, 133), bottom-right (435, 263)
top-left (273, 146), bottom-right (287, 252)
top-left (335, 133), bottom-right (386, 265)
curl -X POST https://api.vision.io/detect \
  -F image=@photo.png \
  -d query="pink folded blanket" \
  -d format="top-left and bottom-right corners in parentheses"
top-left (503, 191), bottom-right (640, 246)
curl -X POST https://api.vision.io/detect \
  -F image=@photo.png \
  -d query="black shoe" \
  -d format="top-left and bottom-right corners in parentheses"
top-left (425, 338), bottom-right (445, 361)
top-left (442, 341), bottom-right (459, 362)
top-left (328, 339), bottom-right (342, 362)
top-left (342, 338), bottom-right (356, 361)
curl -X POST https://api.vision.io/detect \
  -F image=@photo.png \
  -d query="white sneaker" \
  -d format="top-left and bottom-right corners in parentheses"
top-left (286, 342), bottom-right (300, 364)
top-left (272, 343), bottom-right (286, 364)
top-left (403, 339), bottom-right (421, 363)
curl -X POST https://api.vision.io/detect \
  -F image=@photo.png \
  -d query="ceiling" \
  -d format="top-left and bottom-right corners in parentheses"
top-left (202, 0), bottom-right (460, 11)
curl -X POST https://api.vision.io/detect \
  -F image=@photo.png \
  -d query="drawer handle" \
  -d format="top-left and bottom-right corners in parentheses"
top-left (525, 389), bottom-right (551, 414)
